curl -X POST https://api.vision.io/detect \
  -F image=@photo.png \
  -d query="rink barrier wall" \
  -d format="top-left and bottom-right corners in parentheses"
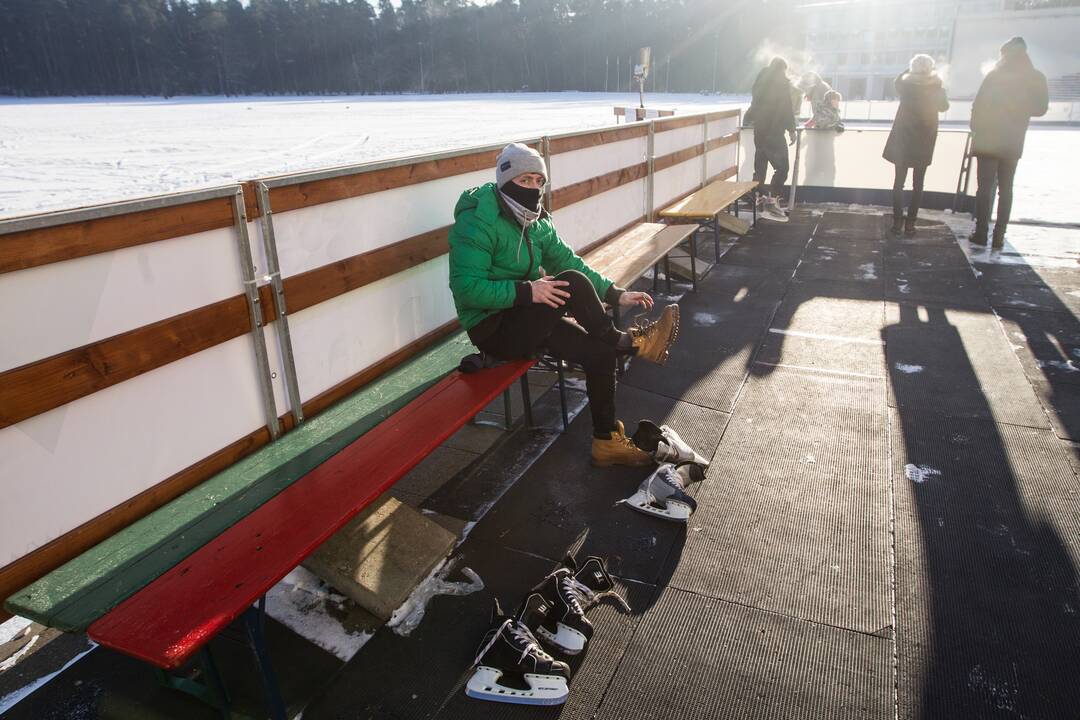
top-left (0, 108), bottom-right (743, 611)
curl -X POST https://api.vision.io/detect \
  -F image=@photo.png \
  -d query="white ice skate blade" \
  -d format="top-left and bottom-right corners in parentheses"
top-left (623, 490), bottom-right (693, 523)
top-left (466, 666), bottom-right (569, 705)
top-left (536, 622), bottom-right (587, 655)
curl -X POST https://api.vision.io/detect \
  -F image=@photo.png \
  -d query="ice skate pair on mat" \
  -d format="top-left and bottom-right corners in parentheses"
top-left (466, 554), bottom-right (630, 706)
top-left (756, 193), bottom-right (790, 223)
top-left (618, 420), bottom-right (711, 524)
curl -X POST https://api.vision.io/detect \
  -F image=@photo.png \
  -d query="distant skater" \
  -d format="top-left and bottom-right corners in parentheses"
top-left (883, 54), bottom-right (949, 237)
top-left (747, 57), bottom-right (797, 222)
top-left (800, 73), bottom-right (843, 130)
top-left (970, 36), bottom-right (1049, 248)
top-left (447, 143), bottom-right (679, 467)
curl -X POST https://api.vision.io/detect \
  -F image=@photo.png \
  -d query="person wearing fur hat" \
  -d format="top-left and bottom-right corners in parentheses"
top-left (447, 143), bottom-right (680, 466)
top-left (883, 54), bottom-right (949, 237)
top-left (970, 36), bottom-right (1049, 248)
top-left (799, 72), bottom-right (841, 130)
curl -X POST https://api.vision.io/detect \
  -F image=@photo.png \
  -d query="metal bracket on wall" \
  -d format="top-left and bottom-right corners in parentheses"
top-left (231, 189), bottom-right (282, 440)
top-left (646, 121), bottom-right (656, 222)
top-left (254, 182), bottom-right (305, 427)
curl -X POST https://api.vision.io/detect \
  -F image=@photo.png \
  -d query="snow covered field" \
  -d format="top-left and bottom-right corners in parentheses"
top-left (0, 92), bottom-right (1077, 223)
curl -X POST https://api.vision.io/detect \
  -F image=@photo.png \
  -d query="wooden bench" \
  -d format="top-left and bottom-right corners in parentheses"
top-left (4, 331), bottom-right (539, 719)
top-left (660, 179), bottom-right (759, 258)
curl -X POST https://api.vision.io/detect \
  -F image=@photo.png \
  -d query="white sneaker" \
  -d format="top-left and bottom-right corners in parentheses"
top-left (761, 197), bottom-right (789, 223)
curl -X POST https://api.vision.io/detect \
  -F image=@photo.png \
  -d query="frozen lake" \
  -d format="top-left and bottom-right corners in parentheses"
top-left (0, 92), bottom-right (1076, 224)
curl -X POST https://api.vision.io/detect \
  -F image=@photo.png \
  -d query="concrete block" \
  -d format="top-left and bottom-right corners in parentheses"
top-left (303, 495), bottom-right (457, 621)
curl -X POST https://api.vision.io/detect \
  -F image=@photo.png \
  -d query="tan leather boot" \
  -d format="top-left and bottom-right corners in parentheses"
top-left (630, 304), bottom-right (680, 365)
top-left (592, 421), bottom-right (653, 467)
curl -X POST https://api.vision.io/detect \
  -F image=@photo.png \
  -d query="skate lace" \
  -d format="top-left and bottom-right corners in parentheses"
top-left (656, 465), bottom-right (685, 491)
top-left (560, 575), bottom-right (632, 614)
top-left (472, 619), bottom-right (545, 667)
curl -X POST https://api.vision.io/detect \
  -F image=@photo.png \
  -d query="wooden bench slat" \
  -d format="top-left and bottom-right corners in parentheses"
top-left (5, 333), bottom-right (477, 632)
top-left (87, 360), bottom-right (532, 669)
top-left (586, 223), bottom-right (698, 289)
top-left (660, 180), bottom-right (758, 219)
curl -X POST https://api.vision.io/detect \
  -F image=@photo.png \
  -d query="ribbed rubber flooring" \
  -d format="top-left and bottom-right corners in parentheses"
top-left (302, 209), bottom-right (1080, 720)
top-left (890, 411), bottom-right (1080, 719)
top-left (594, 587), bottom-right (893, 720)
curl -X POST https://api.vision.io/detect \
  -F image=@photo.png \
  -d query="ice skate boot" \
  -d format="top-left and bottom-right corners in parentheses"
top-left (620, 462), bottom-right (705, 523)
top-left (466, 596), bottom-right (570, 706)
top-left (629, 304), bottom-right (680, 365)
top-left (559, 554), bottom-right (632, 615)
top-left (632, 419), bottom-right (711, 467)
top-left (761, 196), bottom-right (790, 223)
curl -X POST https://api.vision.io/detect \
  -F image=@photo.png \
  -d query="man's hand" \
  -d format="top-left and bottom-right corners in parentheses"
top-left (619, 291), bottom-right (654, 310)
top-left (531, 275), bottom-right (571, 308)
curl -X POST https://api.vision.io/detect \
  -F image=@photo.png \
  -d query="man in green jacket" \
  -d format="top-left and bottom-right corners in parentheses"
top-left (448, 143), bottom-right (679, 466)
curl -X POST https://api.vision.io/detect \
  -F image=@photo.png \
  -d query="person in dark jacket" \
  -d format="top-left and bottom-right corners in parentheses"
top-left (447, 143), bottom-right (679, 466)
top-left (747, 57), bottom-right (797, 221)
top-left (970, 36), bottom-right (1049, 247)
top-left (883, 54), bottom-right (949, 236)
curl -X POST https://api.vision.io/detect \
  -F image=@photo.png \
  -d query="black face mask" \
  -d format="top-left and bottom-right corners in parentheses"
top-left (500, 181), bottom-right (542, 211)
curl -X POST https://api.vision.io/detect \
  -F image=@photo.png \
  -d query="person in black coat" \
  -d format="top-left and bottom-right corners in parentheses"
top-left (970, 36), bottom-right (1049, 248)
top-left (883, 54), bottom-right (949, 236)
top-left (747, 57), bottom-right (797, 220)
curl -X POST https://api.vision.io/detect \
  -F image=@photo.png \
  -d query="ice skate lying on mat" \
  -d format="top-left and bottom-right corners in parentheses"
top-left (620, 462), bottom-right (705, 523)
top-left (466, 596), bottom-right (571, 705)
top-left (632, 420), bottom-right (711, 467)
top-left (522, 554), bottom-right (631, 656)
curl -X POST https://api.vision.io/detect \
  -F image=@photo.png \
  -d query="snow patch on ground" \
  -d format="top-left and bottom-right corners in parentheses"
top-left (894, 363), bottom-right (924, 374)
top-left (0, 641), bottom-right (96, 716)
top-left (693, 312), bottom-right (720, 326)
top-left (0, 615), bottom-right (33, 645)
top-left (859, 262), bottom-right (878, 279)
top-left (1037, 359), bottom-right (1080, 372)
top-left (905, 463), bottom-right (942, 483)
top-left (387, 558), bottom-right (483, 637)
top-left (265, 567), bottom-right (374, 662)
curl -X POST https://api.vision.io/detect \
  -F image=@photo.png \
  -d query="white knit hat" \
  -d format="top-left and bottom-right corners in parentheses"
top-left (495, 143), bottom-right (547, 189)
top-left (909, 54), bottom-right (935, 75)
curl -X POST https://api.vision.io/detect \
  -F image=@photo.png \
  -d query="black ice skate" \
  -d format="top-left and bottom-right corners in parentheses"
top-left (523, 554), bottom-right (631, 656)
top-left (632, 420), bottom-right (711, 467)
top-left (465, 596), bottom-right (571, 706)
top-left (620, 462), bottom-right (705, 523)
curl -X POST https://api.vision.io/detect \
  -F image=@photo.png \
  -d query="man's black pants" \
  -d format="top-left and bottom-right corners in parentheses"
top-left (893, 164), bottom-right (927, 221)
top-left (975, 155), bottom-right (1019, 240)
top-left (473, 270), bottom-right (619, 436)
top-left (753, 130), bottom-right (789, 198)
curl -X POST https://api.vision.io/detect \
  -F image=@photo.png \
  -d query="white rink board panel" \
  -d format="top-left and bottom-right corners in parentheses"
top-left (739, 128), bottom-right (968, 194)
top-left (708, 117), bottom-right (739, 139)
top-left (0, 333), bottom-right (272, 566)
top-left (654, 160), bottom-right (704, 210)
top-left (0, 225), bottom-right (243, 374)
top-left (654, 124), bottom-right (704, 158)
top-left (271, 168), bottom-right (489, 280)
top-left (705, 145), bottom-right (739, 180)
top-left (551, 179), bottom-right (645, 253)
top-left (548, 136), bottom-right (647, 190)
top-left (288, 257), bottom-right (456, 404)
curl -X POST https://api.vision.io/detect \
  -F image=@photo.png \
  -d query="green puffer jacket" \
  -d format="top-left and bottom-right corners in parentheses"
top-left (448, 182), bottom-right (614, 330)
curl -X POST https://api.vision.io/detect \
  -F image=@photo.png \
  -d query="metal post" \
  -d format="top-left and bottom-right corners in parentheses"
top-left (232, 190), bottom-right (281, 441)
top-left (953, 132), bottom-right (973, 213)
top-left (519, 375), bottom-right (534, 429)
top-left (690, 232), bottom-right (698, 292)
top-left (646, 121), bottom-right (656, 222)
top-left (255, 182), bottom-right (304, 427)
top-left (701, 117), bottom-right (709, 188)
top-left (787, 129), bottom-right (803, 215)
top-left (242, 603), bottom-right (287, 720)
top-left (502, 389), bottom-right (512, 430)
top-left (542, 136), bottom-right (553, 212)
top-left (556, 362), bottom-right (569, 432)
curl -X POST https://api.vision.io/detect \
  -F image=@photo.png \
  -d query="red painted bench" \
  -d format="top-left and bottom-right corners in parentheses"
top-left (87, 360), bottom-right (535, 719)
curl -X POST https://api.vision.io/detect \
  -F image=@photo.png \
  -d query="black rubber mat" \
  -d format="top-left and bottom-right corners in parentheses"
top-left (666, 367), bottom-right (891, 632)
top-left (594, 587), bottom-right (893, 720)
top-left (303, 546), bottom-right (657, 720)
top-left (786, 276), bottom-right (887, 302)
top-left (889, 410), bottom-right (1080, 720)
top-left (885, 244), bottom-right (972, 272)
top-left (885, 221), bottom-right (960, 247)
top-left (795, 254), bottom-right (884, 284)
top-left (757, 293), bottom-right (887, 375)
top-left (884, 270), bottom-right (989, 309)
top-left (984, 281), bottom-right (1080, 315)
top-left (464, 383), bottom-right (729, 585)
top-left (1028, 378), bottom-right (1080, 441)
top-left (720, 242), bottom-right (807, 269)
top-left (692, 263), bottom-right (793, 308)
top-left (884, 303), bottom-right (1050, 428)
top-left (994, 307), bottom-right (1080, 348)
top-left (819, 210), bottom-right (888, 237)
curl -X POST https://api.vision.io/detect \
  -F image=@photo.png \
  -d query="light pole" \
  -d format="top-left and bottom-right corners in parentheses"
top-left (418, 42), bottom-right (425, 92)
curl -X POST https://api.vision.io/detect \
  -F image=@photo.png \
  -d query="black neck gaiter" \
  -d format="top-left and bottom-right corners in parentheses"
top-left (500, 181), bottom-right (542, 211)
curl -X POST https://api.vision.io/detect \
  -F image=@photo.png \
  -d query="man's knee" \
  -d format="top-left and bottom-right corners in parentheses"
top-left (554, 269), bottom-right (591, 291)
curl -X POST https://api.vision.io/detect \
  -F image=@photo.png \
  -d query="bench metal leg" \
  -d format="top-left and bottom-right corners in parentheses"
top-left (664, 255), bottom-right (672, 293)
top-left (612, 303), bottom-right (621, 330)
top-left (556, 362), bottom-right (569, 432)
top-left (243, 599), bottom-right (287, 720)
top-left (689, 232), bottom-right (698, 292)
top-left (155, 648), bottom-right (231, 718)
top-left (652, 263), bottom-right (659, 294)
top-left (520, 375), bottom-right (534, 429)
